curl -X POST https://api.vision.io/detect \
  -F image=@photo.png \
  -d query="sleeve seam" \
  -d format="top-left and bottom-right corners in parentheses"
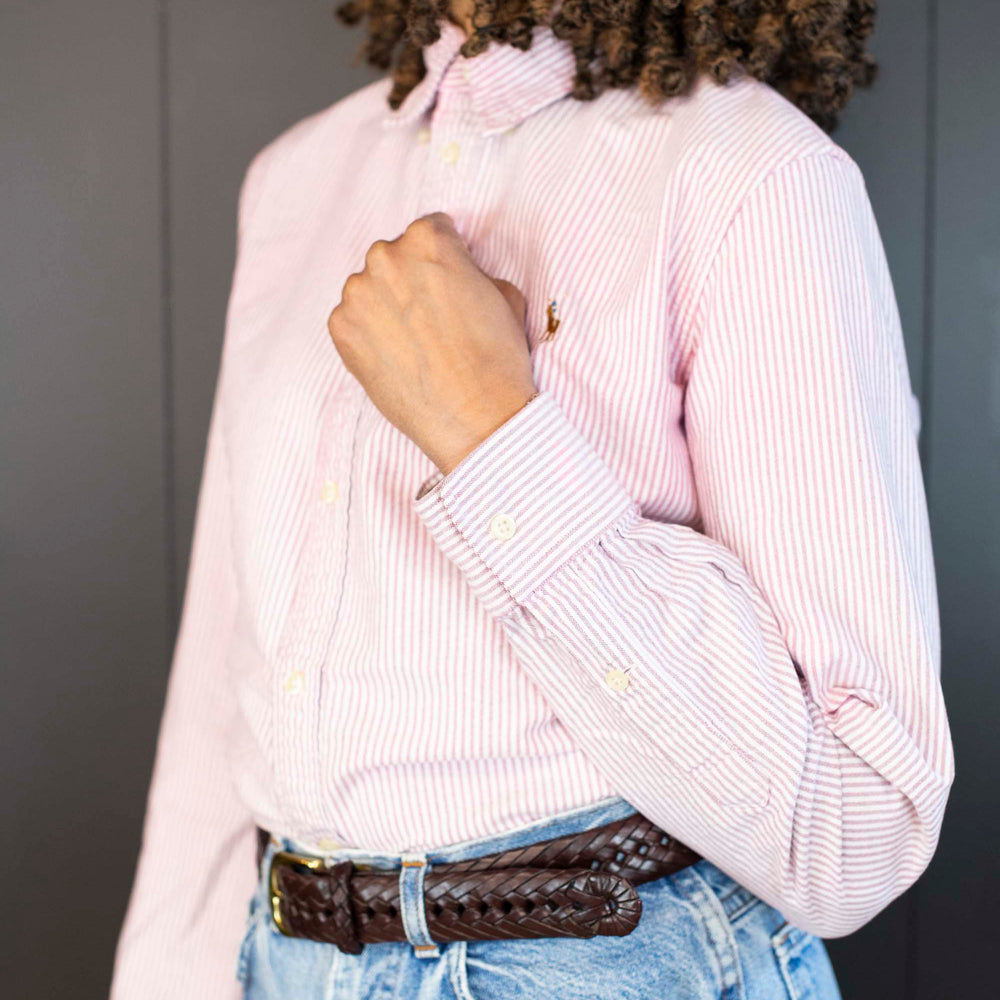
top-left (675, 148), bottom-right (857, 378)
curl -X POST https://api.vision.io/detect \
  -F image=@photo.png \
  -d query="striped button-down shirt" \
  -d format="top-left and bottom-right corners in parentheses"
top-left (112, 16), bottom-right (954, 998)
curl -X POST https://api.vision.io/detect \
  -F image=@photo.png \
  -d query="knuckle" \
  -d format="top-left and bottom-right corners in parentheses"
top-left (326, 305), bottom-right (342, 336)
top-left (364, 238), bottom-right (391, 270)
top-left (328, 274), bottom-right (361, 335)
top-left (406, 216), bottom-right (433, 237)
top-left (341, 271), bottom-right (362, 299)
top-left (406, 214), bottom-right (448, 251)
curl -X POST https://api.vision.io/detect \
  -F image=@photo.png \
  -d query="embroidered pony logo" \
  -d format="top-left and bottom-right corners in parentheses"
top-left (540, 298), bottom-right (561, 342)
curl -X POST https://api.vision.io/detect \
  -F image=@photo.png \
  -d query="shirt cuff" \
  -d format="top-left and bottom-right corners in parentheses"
top-left (411, 389), bottom-right (639, 618)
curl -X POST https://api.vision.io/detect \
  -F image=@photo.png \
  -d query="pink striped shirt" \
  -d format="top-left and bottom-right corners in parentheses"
top-left (112, 16), bottom-right (954, 998)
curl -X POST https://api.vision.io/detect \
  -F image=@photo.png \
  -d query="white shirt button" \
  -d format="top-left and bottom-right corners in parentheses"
top-left (317, 838), bottom-right (341, 851)
top-left (604, 667), bottom-right (631, 692)
top-left (283, 671), bottom-right (305, 695)
top-left (416, 126), bottom-right (431, 144)
top-left (440, 141), bottom-right (461, 164)
top-left (489, 513), bottom-right (517, 541)
top-left (321, 480), bottom-right (340, 504)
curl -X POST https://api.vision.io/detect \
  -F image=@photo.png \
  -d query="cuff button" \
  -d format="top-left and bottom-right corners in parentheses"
top-left (489, 513), bottom-right (517, 541)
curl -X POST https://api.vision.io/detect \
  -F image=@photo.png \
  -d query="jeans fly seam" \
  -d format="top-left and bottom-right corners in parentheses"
top-left (674, 865), bottom-right (747, 1000)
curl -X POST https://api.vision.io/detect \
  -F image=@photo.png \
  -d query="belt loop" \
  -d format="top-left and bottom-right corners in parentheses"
top-left (398, 852), bottom-right (441, 959)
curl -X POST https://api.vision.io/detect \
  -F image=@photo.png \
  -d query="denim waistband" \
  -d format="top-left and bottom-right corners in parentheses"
top-left (266, 794), bottom-right (640, 870)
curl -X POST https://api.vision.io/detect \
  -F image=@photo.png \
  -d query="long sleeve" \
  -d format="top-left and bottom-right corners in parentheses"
top-left (110, 153), bottom-right (269, 998)
top-left (412, 149), bottom-right (954, 938)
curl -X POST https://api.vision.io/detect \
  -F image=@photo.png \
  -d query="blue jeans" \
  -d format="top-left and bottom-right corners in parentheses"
top-left (237, 795), bottom-right (842, 999)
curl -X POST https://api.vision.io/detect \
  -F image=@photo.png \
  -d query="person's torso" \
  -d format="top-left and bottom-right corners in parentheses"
top-left (218, 21), bottom-right (839, 851)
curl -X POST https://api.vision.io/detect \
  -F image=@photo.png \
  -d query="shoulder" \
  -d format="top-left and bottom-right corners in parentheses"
top-left (657, 68), bottom-right (863, 225)
top-left (670, 68), bottom-right (849, 160)
top-left (235, 74), bottom-right (394, 235)
top-left (641, 69), bottom-right (871, 375)
top-left (592, 67), bottom-right (868, 272)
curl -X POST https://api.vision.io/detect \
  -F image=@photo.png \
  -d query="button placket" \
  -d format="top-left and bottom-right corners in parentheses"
top-left (271, 387), bottom-right (363, 831)
top-left (314, 387), bottom-right (372, 833)
top-left (418, 70), bottom-right (479, 212)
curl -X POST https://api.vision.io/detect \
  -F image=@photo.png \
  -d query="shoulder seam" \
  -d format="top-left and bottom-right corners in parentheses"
top-left (674, 147), bottom-right (857, 379)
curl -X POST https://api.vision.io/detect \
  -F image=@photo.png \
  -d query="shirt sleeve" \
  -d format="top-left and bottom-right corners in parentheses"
top-left (411, 149), bottom-right (954, 938)
top-left (110, 154), bottom-right (269, 999)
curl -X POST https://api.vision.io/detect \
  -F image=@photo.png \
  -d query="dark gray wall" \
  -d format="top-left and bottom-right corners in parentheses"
top-left (1, 2), bottom-right (996, 997)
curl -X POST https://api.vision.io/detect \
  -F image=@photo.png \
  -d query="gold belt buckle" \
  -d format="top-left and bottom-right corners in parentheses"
top-left (268, 850), bottom-right (324, 936)
top-left (268, 848), bottom-right (375, 935)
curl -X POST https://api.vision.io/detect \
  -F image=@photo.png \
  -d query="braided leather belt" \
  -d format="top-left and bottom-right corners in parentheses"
top-left (257, 813), bottom-right (701, 954)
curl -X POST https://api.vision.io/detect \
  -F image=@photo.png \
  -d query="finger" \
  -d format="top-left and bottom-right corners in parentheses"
top-left (421, 210), bottom-right (457, 232)
top-left (492, 277), bottom-right (527, 326)
top-left (417, 211), bottom-right (464, 247)
top-left (408, 211), bottom-right (470, 261)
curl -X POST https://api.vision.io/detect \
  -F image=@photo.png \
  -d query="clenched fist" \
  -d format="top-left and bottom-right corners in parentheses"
top-left (326, 211), bottom-right (538, 477)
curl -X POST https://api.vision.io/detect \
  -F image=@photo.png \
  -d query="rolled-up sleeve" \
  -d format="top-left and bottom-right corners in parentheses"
top-left (412, 150), bottom-right (954, 938)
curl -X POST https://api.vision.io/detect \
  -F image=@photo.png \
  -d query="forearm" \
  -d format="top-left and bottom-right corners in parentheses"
top-left (497, 503), bottom-right (951, 937)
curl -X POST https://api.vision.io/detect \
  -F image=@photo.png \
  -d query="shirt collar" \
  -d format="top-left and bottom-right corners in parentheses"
top-left (380, 17), bottom-right (578, 137)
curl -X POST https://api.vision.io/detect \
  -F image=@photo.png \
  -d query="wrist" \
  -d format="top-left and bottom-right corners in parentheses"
top-left (431, 389), bottom-right (540, 476)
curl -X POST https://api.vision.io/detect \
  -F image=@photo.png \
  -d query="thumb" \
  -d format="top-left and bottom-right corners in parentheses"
top-left (491, 277), bottom-right (527, 327)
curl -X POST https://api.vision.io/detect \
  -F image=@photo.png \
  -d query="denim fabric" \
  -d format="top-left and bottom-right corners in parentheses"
top-left (237, 795), bottom-right (842, 999)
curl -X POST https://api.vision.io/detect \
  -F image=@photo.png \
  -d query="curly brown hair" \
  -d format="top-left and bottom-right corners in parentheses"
top-left (332, 0), bottom-right (878, 133)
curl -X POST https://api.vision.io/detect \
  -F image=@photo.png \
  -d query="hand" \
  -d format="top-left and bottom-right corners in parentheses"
top-left (326, 211), bottom-right (538, 476)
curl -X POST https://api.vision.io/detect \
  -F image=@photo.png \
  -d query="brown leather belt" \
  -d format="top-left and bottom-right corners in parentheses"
top-left (256, 812), bottom-right (701, 954)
